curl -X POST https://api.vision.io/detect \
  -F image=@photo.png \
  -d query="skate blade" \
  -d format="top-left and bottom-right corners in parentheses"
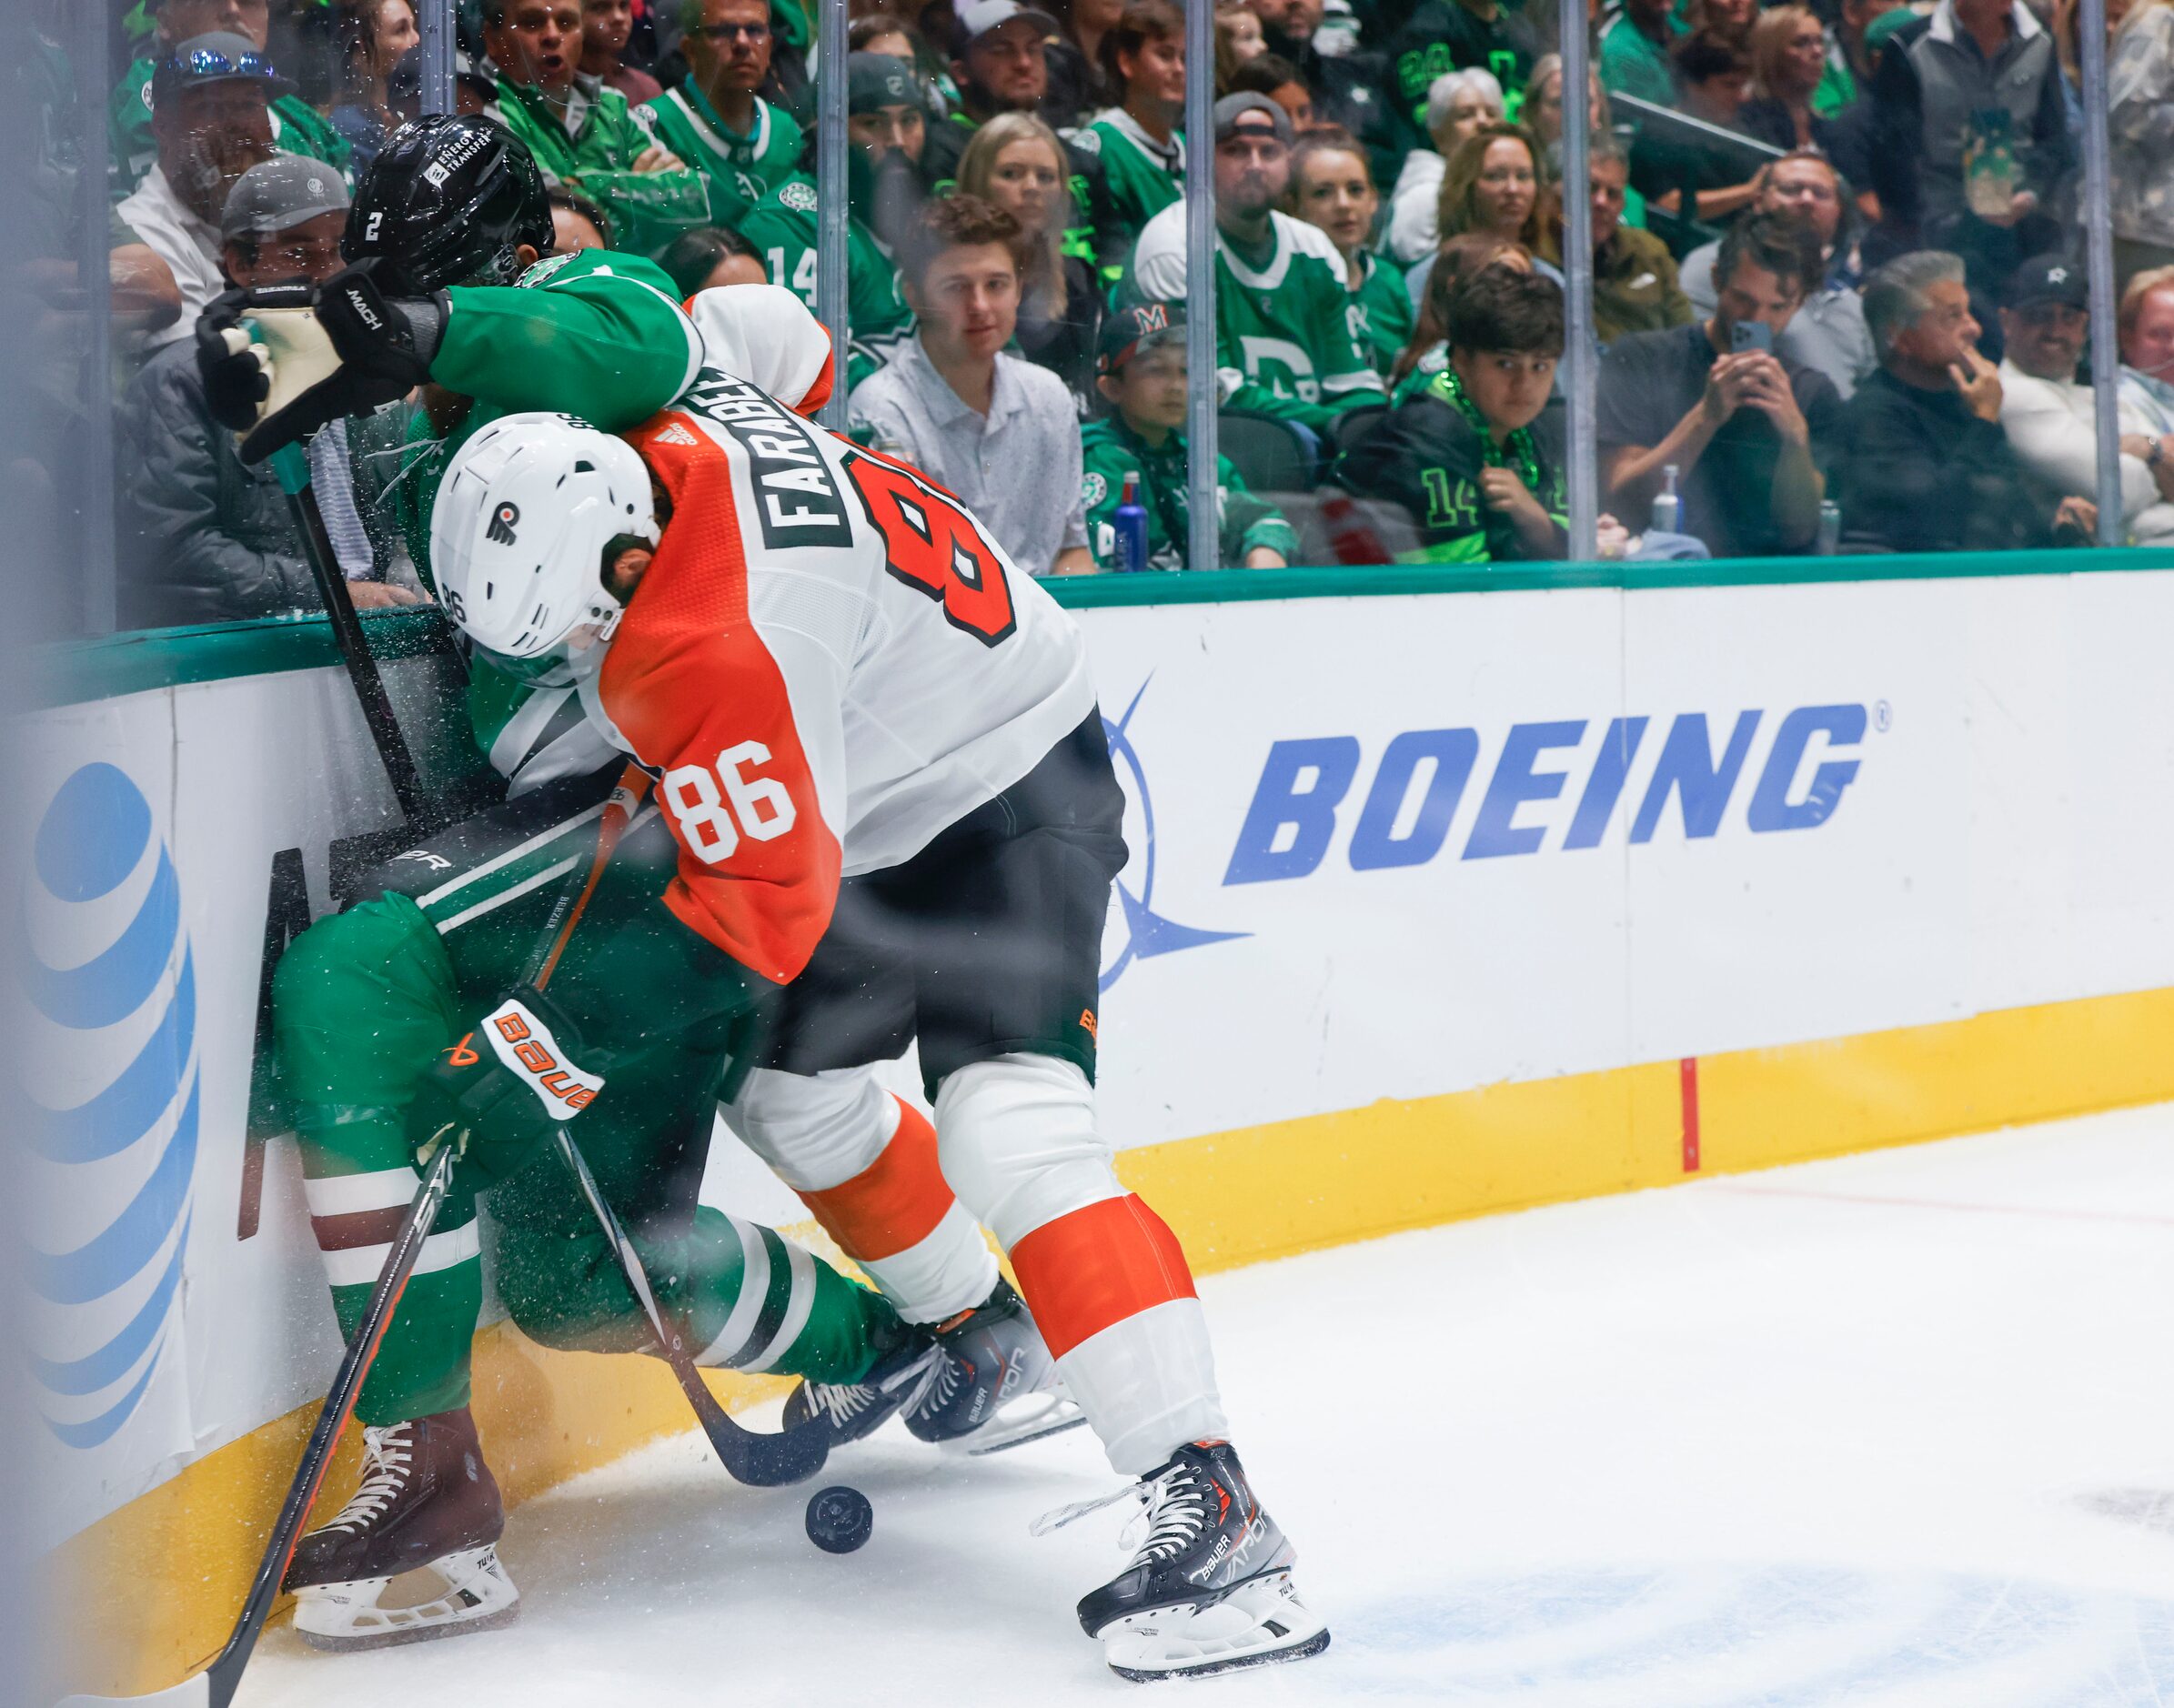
top-left (957, 1392), bottom-right (1089, 1456)
top-left (292, 1545), bottom-right (521, 1653)
top-left (1102, 1571), bottom-right (1331, 1683)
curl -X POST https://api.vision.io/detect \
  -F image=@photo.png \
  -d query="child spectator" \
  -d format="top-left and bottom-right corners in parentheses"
top-left (959, 113), bottom-right (1104, 415)
top-left (1080, 303), bottom-right (1298, 569)
top-left (1082, 0), bottom-right (1187, 265)
top-left (329, 0), bottom-right (418, 176)
top-left (639, 0), bottom-right (804, 230)
top-left (581, 0), bottom-right (663, 102)
top-left (1215, 0), bottom-right (1270, 91)
top-left (1291, 129), bottom-right (1414, 377)
top-left (1390, 231), bottom-right (1535, 404)
top-left (1130, 94), bottom-right (1387, 428)
top-left (1339, 267), bottom-right (1575, 562)
top-left (658, 224), bottom-right (770, 294)
top-left (850, 195), bottom-right (1094, 575)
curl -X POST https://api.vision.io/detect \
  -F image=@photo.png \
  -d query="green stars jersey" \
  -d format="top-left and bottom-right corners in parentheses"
top-left (737, 173), bottom-right (913, 394)
top-left (1350, 249), bottom-right (1416, 378)
top-left (1074, 109), bottom-right (1183, 262)
top-left (1336, 381), bottom-right (1569, 562)
top-left (636, 85), bottom-right (802, 231)
top-left (109, 57), bottom-right (350, 198)
top-left (490, 75), bottom-right (713, 257)
top-left (1128, 203), bottom-right (1386, 427)
top-left (1080, 417), bottom-right (1296, 571)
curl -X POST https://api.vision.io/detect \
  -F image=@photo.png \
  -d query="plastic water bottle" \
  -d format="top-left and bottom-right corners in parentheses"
top-left (1114, 471), bottom-right (1149, 573)
top-left (1817, 499), bottom-right (1842, 556)
top-left (1651, 464), bottom-right (1683, 536)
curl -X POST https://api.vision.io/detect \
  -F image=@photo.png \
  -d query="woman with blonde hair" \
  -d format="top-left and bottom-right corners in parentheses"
top-left (1740, 5), bottom-right (1840, 152)
top-left (957, 111), bottom-right (1103, 416)
top-left (330, 0), bottom-right (418, 174)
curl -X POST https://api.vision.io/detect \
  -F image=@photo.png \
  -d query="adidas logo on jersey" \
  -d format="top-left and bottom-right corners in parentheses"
top-left (653, 422), bottom-right (700, 447)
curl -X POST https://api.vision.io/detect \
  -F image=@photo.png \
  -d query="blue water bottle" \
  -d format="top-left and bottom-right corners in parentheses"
top-left (1114, 470), bottom-right (1149, 573)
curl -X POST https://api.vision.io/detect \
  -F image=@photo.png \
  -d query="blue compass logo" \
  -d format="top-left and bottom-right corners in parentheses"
top-left (1101, 680), bottom-right (1247, 992)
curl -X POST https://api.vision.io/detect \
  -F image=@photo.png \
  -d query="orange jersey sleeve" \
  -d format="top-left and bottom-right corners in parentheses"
top-left (599, 416), bottom-right (845, 984)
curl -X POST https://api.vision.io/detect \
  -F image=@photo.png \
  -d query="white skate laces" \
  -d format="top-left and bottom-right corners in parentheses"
top-left (1029, 1457), bottom-right (1210, 1549)
top-left (806, 1343), bottom-right (941, 1426)
top-left (321, 1422), bottom-right (416, 1535)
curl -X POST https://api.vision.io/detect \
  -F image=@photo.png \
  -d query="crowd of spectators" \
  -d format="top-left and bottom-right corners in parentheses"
top-left (15, 0), bottom-right (2174, 631)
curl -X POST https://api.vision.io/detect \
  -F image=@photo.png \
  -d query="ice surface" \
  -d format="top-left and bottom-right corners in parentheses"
top-left (240, 1108), bottom-right (2174, 1704)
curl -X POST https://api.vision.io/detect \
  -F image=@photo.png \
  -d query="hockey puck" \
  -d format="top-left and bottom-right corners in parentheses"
top-left (805, 1484), bottom-right (873, 1553)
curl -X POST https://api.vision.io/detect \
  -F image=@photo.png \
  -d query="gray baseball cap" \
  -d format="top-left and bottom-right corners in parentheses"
top-left (1214, 92), bottom-right (1294, 147)
top-left (952, 0), bottom-right (1061, 51)
top-left (220, 155), bottom-right (352, 240)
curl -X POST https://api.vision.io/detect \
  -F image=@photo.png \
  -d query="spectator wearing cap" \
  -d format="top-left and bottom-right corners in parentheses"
top-left (1080, 303), bottom-right (1297, 570)
top-left (1866, 0), bottom-right (2072, 288)
top-left (580, 0), bottom-right (663, 104)
top-left (638, 0), bottom-right (804, 231)
top-left (738, 53), bottom-right (927, 389)
top-left (1832, 249), bottom-right (2099, 550)
top-left (921, 3), bottom-right (1118, 277)
top-left (119, 156), bottom-right (418, 626)
top-left (1341, 268), bottom-right (1575, 562)
top-left (329, 0), bottom-right (418, 177)
top-left (1291, 129), bottom-right (1413, 377)
top-left (1681, 153), bottom-right (1876, 397)
top-left (849, 195), bottom-right (1093, 576)
top-left (1385, 68), bottom-right (1505, 267)
top-left (115, 34), bottom-right (287, 349)
top-left (111, 1), bottom-right (352, 200)
top-left (1996, 256), bottom-right (2174, 544)
top-left (1130, 94), bottom-right (1385, 429)
top-left (1238, 1), bottom-right (1401, 186)
top-left (481, 0), bottom-right (711, 256)
top-left (1597, 210), bottom-right (1841, 557)
top-left (1543, 137), bottom-right (1689, 346)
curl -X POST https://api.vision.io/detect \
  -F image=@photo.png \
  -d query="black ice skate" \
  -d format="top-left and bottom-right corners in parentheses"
top-left (283, 1406), bottom-right (518, 1651)
top-left (903, 1278), bottom-right (1083, 1454)
top-left (1052, 1440), bottom-right (1329, 1681)
top-left (781, 1334), bottom-right (944, 1449)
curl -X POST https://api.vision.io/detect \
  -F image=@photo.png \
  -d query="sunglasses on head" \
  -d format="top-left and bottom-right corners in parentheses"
top-left (170, 45), bottom-right (279, 80)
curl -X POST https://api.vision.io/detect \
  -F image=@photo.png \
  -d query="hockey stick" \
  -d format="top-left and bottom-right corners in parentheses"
top-left (532, 772), bottom-right (828, 1488)
top-left (55, 1144), bottom-right (460, 1708)
top-left (267, 439), bottom-right (428, 825)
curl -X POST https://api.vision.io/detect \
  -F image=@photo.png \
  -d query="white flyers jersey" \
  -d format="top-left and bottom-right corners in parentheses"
top-left (593, 366), bottom-right (1095, 983)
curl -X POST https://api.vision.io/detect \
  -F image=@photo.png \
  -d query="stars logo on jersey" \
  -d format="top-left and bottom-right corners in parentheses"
top-left (1082, 472), bottom-right (1108, 507)
top-left (780, 180), bottom-right (819, 213)
top-left (516, 253), bottom-right (579, 288)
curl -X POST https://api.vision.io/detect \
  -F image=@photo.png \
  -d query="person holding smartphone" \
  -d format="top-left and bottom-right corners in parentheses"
top-left (1595, 210), bottom-right (1841, 556)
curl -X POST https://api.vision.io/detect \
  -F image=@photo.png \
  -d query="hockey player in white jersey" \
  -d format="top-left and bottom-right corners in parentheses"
top-left (423, 290), bottom-right (1330, 1678)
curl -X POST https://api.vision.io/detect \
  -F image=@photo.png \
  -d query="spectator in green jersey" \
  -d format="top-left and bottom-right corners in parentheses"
top-left (1290, 127), bottom-right (1414, 377)
top-left (1081, 302), bottom-right (1298, 570)
top-left (638, 0), bottom-right (804, 230)
top-left (482, 0), bottom-right (712, 256)
top-left (959, 113), bottom-right (1104, 415)
top-left (1082, 0), bottom-right (1187, 260)
top-left (1129, 93), bottom-right (1386, 427)
top-left (1599, 0), bottom-right (1679, 108)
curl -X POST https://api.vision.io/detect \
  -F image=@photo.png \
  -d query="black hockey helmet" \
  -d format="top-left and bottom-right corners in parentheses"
top-left (344, 115), bottom-right (553, 295)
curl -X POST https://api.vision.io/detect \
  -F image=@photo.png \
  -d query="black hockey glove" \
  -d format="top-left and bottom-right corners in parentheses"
top-left (408, 985), bottom-right (609, 1185)
top-left (196, 260), bottom-right (448, 464)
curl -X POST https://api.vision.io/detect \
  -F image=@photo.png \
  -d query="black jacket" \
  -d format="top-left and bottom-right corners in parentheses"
top-left (1830, 367), bottom-right (2065, 552)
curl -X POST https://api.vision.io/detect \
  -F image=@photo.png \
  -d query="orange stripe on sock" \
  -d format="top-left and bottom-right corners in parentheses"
top-left (1008, 1194), bottom-right (1198, 1360)
top-left (797, 1099), bottom-right (956, 1262)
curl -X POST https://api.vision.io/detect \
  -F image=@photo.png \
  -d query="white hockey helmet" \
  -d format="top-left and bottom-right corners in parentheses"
top-left (429, 411), bottom-right (659, 659)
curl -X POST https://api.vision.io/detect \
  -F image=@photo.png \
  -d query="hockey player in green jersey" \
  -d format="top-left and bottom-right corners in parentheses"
top-left (1337, 266), bottom-right (1573, 562)
top-left (111, 2), bottom-right (349, 198)
top-left (1073, 0), bottom-right (1185, 276)
top-left (738, 54), bottom-right (923, 391)
top-left (1127, 95), bottom-right (1385, 431)
top-left (636, 0), bottom-right (803, 230)
top-left (481, 0), bottom-right (712, 256)
top-left (1081, 304), bottom-right (1297, 571)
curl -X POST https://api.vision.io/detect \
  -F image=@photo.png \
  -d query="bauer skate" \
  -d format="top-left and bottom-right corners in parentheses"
top-left (903, 1279), bottom-right (1084, 1455)
top-left (1044, 1439), bottom-right (1329, 1682)
top-left (283, 1407), bottom-right (519, 1651)
top-left (781, 1334), bottom-right (945, 1449)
